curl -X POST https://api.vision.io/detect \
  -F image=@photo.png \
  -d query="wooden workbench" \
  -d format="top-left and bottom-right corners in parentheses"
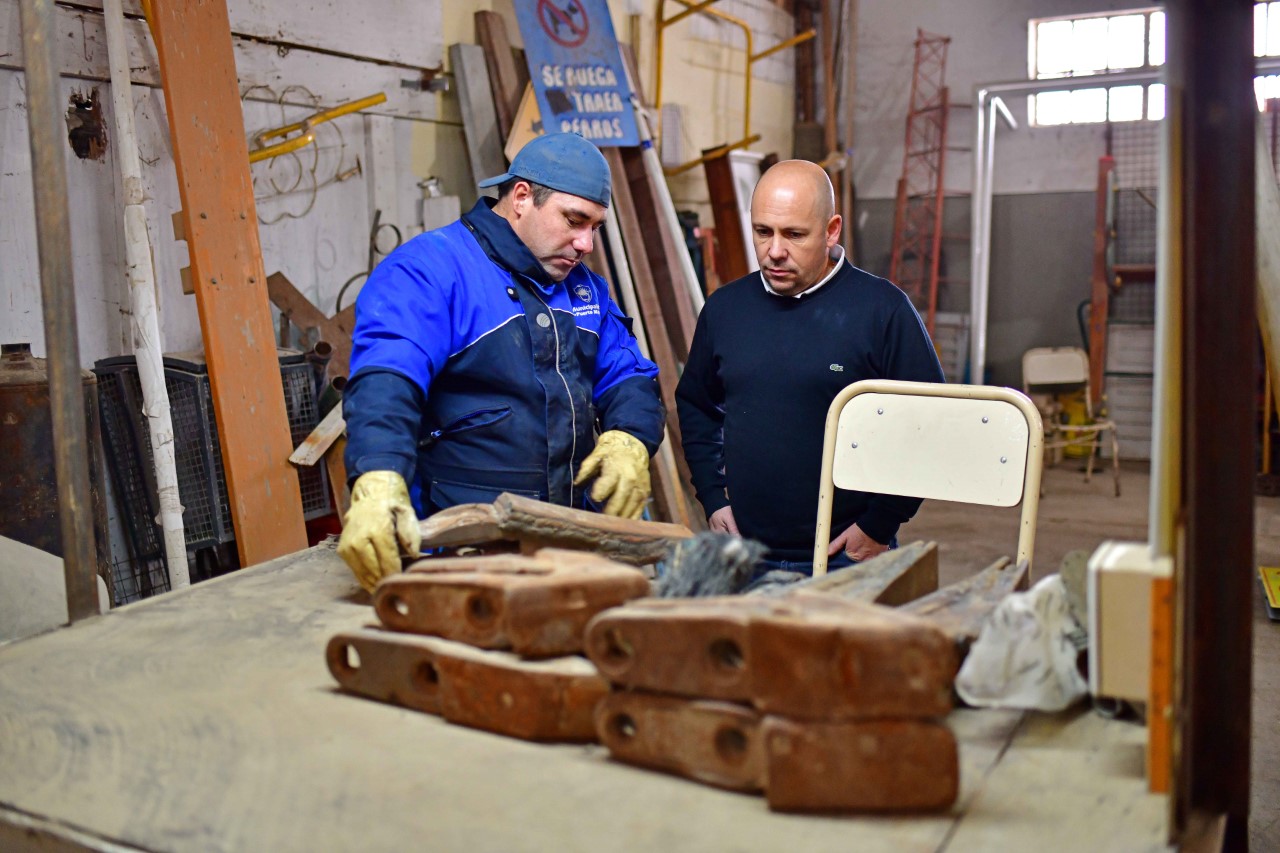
top-left (0, 545), bottom-right (1171, 852)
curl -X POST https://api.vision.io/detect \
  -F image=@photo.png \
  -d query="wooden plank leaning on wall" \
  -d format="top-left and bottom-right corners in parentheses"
top-left (149, 0), bottom-right (308, 566)
top-left (604, 149), bottom-right (703, 531)
top-left (475, 11), bottom-right (528, 145)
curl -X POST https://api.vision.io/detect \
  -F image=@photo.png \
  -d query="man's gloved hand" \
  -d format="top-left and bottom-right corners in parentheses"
top-left (574, 430), bottom-right (651, 519)
top-left (337, 470), bottom-right (422, 592)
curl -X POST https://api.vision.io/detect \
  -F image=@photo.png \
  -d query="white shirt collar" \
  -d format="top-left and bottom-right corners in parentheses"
top-left (760, 246), bottom-right (846, 298)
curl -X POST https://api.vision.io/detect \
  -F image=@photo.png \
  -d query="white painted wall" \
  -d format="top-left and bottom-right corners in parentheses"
top-left (1, 0), bottom-right (805, 366)
top-left (0, 0), bottom-right (443, 364)
top-left (855, 0), bottom-right (1151, 199)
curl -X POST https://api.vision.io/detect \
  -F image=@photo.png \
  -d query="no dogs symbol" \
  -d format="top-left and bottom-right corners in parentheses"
top-left (538, 0), bottom-right (589, 48)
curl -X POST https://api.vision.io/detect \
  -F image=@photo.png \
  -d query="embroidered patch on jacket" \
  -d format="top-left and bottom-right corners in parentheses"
top-left (829, 363), bottom-right (845, 372)
top-left (573, 283), bottom-right (593, 302)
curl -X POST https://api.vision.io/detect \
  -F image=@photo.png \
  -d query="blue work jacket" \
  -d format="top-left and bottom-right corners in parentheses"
top-left (343, 199), bottom-right (664, 516)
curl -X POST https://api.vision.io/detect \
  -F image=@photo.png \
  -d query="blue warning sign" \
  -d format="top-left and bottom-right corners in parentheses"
top-left (516, 0), bottom-right (638, 147)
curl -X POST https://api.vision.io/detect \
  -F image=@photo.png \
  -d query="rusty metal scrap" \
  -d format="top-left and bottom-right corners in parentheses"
top-left (327, 628), bottom-right (607, 742)
top-left (595, 692), bottom-right (766, 793)
top-left (585, 595), bottom-right (956, 720)
top-left (375, 549), bottom-right (650, 657)
top-left (762, 717), bottom-right (959, 813)
top-left (593, 691), bottom-right (960, 812)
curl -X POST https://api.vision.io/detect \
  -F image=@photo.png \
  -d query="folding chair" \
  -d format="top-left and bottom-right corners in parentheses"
top-left (1021, 347), bottom-right (1121, 497)
top-left (812, 380), bottom-right (1044, 577)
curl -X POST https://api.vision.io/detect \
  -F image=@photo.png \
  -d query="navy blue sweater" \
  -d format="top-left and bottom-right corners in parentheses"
top-left (675, 261), bottom-right (945, 560)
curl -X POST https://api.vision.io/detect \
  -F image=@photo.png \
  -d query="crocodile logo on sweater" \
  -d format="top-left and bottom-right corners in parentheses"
top-left (829, 363), bottom-right (845, 372)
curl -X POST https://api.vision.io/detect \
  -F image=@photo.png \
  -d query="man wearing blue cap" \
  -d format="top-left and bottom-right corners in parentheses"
top-left (337, 133), bottom-right (665, 592)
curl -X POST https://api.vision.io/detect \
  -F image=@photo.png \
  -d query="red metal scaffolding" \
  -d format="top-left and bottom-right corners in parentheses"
top-left (888, 30), bottom-right (951, 334)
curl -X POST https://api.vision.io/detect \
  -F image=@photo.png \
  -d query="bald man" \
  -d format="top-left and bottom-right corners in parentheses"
top-left (675, 160), bottom-right (945, 581)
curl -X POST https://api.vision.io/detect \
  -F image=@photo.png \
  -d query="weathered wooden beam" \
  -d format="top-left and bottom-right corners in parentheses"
top-left (901, 557), bottom-right (1029, 662)
top-left (450, 42), bottom-right (506, 191)
top-left (474, 11), bottom-right (527, 144)
top-left (702, 149), bottom-right (752, 283)
top-left (776, 540), bottom-right (939, 605)
top-left (497, 492), bottom-right (692, 563)
top-left (619, 146), bottom-right (697, 359)
top-left (150, 0), bottom-right (307, 567)
top-left (417, 502), bottom-right (505, 549)
top-left (289, 403), bottom-right (345, 467)
top-left (415, 494), bottom-right (693, 564)
top-left (373, 550), bottom-right (649, 657)
top-left (603, 149), bottom-right (703, 528)
top-left (326, 628), bottom-right (607, 742)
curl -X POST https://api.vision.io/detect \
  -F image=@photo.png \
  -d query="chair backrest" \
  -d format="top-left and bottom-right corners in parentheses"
top-left (1022, 345), bottom-right (1093, 391)
top-left (812, 379), bottom-right (1044, 576)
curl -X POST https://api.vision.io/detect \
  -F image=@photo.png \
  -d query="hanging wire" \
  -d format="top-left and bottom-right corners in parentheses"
top-left (243, 84), bottom-right (361, 225)
top-left (335, 208), bottom-right (403, 313)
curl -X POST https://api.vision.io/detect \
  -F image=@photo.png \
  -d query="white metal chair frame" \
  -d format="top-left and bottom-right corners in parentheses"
top-left (812, 379), bottom-right (1044, 577)
top-left (1021, 347), bottom-right (1121, 498)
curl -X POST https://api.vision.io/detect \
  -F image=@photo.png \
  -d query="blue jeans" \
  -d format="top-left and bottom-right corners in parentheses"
top-left (751, 551), bottom-right (854, 582)
top-left (749, 537), bottom-right (898, 585)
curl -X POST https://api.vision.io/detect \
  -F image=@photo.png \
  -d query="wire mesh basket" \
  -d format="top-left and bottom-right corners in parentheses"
top-left (95, 349), bottom-right (332, 598)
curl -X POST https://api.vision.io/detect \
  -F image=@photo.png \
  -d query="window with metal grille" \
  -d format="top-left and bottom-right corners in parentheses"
top-left (1027, 3), bottom-right (1280, 126)
top-left (1027, 8), bottom-right (1164, 126)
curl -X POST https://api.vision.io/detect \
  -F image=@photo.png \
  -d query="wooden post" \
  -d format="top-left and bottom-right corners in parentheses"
top-left (1168, 1), bottom-right (1255, 848)
top-left (149, 0), bottom-right (307, 567)
top-left (619, 147), bottom-right (697, 359)
top-left (702, 150), bottom-right (752, 284)
top-left (18, 0), bottom-right (99, 619)
top-left (475, 11), bottom-right (528, 144)
top-left (605, 149), bottom-right (702, 530)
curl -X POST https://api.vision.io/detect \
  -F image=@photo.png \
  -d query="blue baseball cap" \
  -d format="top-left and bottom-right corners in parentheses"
top-left (478, 132), bottom-right (611, 207)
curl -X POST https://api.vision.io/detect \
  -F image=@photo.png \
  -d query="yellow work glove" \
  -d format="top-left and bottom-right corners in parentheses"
top-left (337, 470), bottom-right (422, 593)
top-left (574, 430), bottom-right (651, 520)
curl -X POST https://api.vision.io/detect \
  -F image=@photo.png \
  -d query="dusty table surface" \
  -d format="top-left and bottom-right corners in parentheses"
top-left (0, 544), bottom-right (1170, 852)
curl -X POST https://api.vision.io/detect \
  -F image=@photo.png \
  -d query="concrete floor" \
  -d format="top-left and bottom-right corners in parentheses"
top-left (901, 460), bottom-right (1280, 850)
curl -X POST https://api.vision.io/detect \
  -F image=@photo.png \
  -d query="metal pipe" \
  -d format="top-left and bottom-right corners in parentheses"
top-left (657, 0), bottom-right (813, 169)
top-left (1255, 115), bottom-right (1280, 472)
top-left (662, 0), bottom-right (720, 31)
top-left (968, 92), bottom-right (1011, 383)
top-left (306, 340), bottom-right (334, 393)
top-left (1150, 81), bottom-right (1183, 559)
top-left (19, 0), bottom-right (99, 621)
top-left (103, 0), bottom-right (189, 589)
top-left (751, 31), bottom-right (815, 64)
top-left (662, 133), bottom-right (760, 177)
top-left (967, 59), bottom-right (1280, 385)
top-left (664, 1), bottom-right (754, 144)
